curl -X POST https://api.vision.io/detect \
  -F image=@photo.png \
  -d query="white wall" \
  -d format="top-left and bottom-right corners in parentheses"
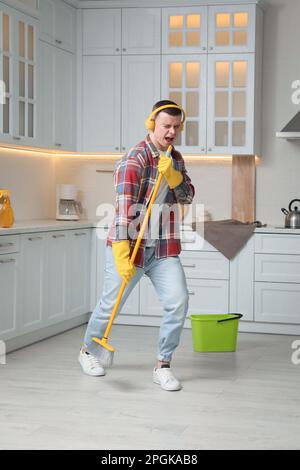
top-left (0, 153), bottom-right (56, 221)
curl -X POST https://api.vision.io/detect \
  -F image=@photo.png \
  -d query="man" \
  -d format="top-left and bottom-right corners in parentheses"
top-left (79, 100), bottom-right (195, 391)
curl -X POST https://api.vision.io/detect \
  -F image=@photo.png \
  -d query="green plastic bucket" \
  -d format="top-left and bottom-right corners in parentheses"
top-left (189, 313), bottom-right (243, 352)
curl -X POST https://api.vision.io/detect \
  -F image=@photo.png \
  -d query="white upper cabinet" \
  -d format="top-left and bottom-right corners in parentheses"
top-left (208, 4), bottom-right (256, 53)
top-left (40, 0), bottom-right (76, 53)
top-left (207, 53), bottom-right (255, 155)
top-left (161, 54), bottom-right (207, 153)
top-left (83, 8), bottom-right (161, 55)
top-left (162, 7), bottom-right (208, 54)
top-left (122, 8), bottom-right (161, 55)
top-left (82, 55), bottom-right (121, 152)
top-left (0, 5), bottom-right (38, 146)
top-left (82, 9), bottom-right (121, 55)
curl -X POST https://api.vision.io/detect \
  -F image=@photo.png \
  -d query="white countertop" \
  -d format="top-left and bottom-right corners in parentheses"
top-left (1, 219), bottom-right (300, 236)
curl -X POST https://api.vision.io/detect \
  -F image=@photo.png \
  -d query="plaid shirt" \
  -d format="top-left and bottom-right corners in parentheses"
top-left (107, 135), bottom-right (195, 267)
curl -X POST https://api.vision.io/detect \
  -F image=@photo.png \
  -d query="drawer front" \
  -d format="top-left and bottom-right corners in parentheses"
top-left (0, 235), bottom-right (20, 254)
top-left (181, 231), bottom-right (218, 251)
top-left (255, 234), bottom-right (300, 254)
top-left (255, 254), bottom-right (300, 283)
top-left (187, 278), bottom-right (229, 315)
top-left (255, 282), bottom-right (300, 324)
top-left (180, 250), bottom-right (229, 280)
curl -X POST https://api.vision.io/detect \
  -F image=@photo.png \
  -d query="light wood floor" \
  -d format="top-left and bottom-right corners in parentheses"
top-left (1, 324), bottom-right (300, 450)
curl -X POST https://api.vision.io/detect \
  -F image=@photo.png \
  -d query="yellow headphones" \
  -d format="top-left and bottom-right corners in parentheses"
top-left (145, 104), bottom-right (186, 132)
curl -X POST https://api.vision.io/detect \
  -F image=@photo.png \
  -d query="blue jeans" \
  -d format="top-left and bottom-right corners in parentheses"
top-left (84, 246), bottom-right (189, 362)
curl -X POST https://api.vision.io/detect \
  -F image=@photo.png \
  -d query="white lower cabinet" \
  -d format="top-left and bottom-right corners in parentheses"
top-left (0, 253), bottom-right (20, 340)
top-left (67, 230), bottom-right (91, 319)
top-left (255, 282), bottom-right (300, 325)
top-left (45, 231), bottom-right (68, 326)
top-left (20, 233), bottom-right (47, 334)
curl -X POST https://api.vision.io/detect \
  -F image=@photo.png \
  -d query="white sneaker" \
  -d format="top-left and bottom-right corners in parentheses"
top-left (78, 348), bottom-right (106, 376)
top-left (153, 366), bottom-right (182, 391)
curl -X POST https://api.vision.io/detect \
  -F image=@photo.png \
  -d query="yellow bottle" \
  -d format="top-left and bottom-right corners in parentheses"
top-left (0, 190), bottom-right (14, 228)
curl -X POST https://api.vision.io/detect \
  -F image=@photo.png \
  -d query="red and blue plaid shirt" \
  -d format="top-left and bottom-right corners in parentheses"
top-left (107, 135), bottom-right (195, 267)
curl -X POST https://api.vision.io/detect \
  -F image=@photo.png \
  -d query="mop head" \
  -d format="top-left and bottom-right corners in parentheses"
top-left (87, 337), bottom-right (115, 368)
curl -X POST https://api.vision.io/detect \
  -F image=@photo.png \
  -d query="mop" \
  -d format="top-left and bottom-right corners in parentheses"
top-left (87, 145), bottom-right (173, 367)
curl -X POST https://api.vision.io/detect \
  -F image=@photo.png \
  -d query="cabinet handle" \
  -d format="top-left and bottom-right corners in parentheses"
top-left (208, 147), bottom-right (212, 151)
top-left (202, 47), bottom-right (206, 51)
top-left (55, 142), bottom-right (62, 147)
top-left (28, 236), bottom-right (42, 241)
top-left (116, 48), bottom-right (120, 52)
top-left (201, 147), bottom-right (205, 152)
top-left (182, 263), bottom-right (196, 268)
top-left (55, 39), bottom-right (62, 44)
top-left (115, 147), bottom-right (119, 151)
top-left (52, 234), bottom-right (66, 238)
top-left (209, 46), bottom-right (213, 50)
top-left (122, 147), bottom-right (126, 151)
top-left (0, 258), bottom-right (15, 264)
top-left (13, 136), bottom-right (21, 140)
top-left (188, 290), bottom-right (195, 296)
top-left (74, 232), bottom-right (86, 236)
top-left (122, 48), bottom-right (126, 52)
top-left (0, 242), bottom-right (14, 248)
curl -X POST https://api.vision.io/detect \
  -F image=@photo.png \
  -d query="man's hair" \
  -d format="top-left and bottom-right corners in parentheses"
top-left (152, 100), bottom-right (182, 117)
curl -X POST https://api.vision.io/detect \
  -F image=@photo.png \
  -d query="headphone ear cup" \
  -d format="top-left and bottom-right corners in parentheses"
top-left (180, 122), bottom-right (184, 131)
top-left (145, 117), bottom-right (155, 131)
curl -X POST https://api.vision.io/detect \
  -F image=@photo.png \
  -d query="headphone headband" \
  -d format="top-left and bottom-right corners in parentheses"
top-left (149, 104), bottom-right (186, 123)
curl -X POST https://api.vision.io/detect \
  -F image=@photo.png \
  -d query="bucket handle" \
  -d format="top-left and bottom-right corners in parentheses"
top-left (217, 313), bottom-right (243, 323)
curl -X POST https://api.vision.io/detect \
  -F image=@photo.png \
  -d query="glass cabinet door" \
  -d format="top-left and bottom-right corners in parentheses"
top-left (162, 55), bottom-right (207, 153)
top-left (162, 7), bottom-right (208, 54)
top-left (207, 54), bottom-right (254, 155)
top-left (15, 16), bottom-right (36, 140)
top-left (0, 11), bottom-right (13, 136)
top-left (208, 4), bottom-right (256, 53)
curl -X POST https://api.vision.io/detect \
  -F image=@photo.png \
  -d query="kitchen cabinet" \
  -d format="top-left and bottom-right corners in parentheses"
top-left (82, 54), bottom-right (160, 153)
top-left (67, 229), bottom-right (91, 319)
top-left (161, 54), bottom-right (207, 153)
top-left (45, 231), bottom-right (68, 326)
top-left (208, 4), bottom-right (256, 53)
top-left (0, 3), bottom-right (38, 145)
top-left (254, 233), bottom-right (300, 325)
top-left (20, 233), bottom-right (46, 334)
top-left (82, 8), bottom-right (160, 56)
top-left (0, 236), bottom-right (20, 341)
top-left (207, 53), bottom-right (256, 154)
top-left (40, 0), bottom-right (76, 53)
top-left (162, 6), bottom-right (208, 54)
top-left (39, 40), bottom-right (75, 150)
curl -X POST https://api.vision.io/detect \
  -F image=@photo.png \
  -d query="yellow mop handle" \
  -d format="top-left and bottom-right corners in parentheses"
top-left (102, 145), bottom-right (173, 341)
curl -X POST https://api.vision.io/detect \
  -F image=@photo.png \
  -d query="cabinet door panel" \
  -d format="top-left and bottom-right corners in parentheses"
top-left (187, 278), bottom-right (229, 314)
top-left (20, 234), bottom-right (46, 334)
top-left (208, 4), bottom-right (256, 53)
top-left (122, 55), bottom-right (160, 152)
top-left (255, 282), bottom-right (300, 324)
top-left (122, 8), bottom-right (161, 54)
top-left (67, 230), bottom-right (91, 318)
top-left (83, 9), bottom-right (121, 55)
top-left (162, 54), bottom-right (207, 153)
top-left (54, 47), bottom-right (75, 150)
top-left (54, 0), bottom-right (75, 53)
top-left (45, 232), bottom-right (68, 325)
top-left (82, 55), bottom-right (121, 152)
top-left (207, 53), bottom-right (254, 154)
top-left (162, 7), bottom-right (208, 54)
top-left (0, 254), bottom-right (19, 340)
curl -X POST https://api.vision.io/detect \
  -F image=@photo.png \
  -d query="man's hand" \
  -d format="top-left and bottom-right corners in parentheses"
top-left (158, 154), bottom-right (183, 189)
top-left (112, 240), bottom-right (136, 284)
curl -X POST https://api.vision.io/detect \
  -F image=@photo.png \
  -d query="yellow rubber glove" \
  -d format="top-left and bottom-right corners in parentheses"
top-left (112, 240), bottom-right (136, 284)
top-left (158, 154), bottom-right (183, 189)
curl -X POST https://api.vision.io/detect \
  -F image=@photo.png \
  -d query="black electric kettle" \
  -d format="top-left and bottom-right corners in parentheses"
top-left (281, 199), bottom-right (300, 228)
